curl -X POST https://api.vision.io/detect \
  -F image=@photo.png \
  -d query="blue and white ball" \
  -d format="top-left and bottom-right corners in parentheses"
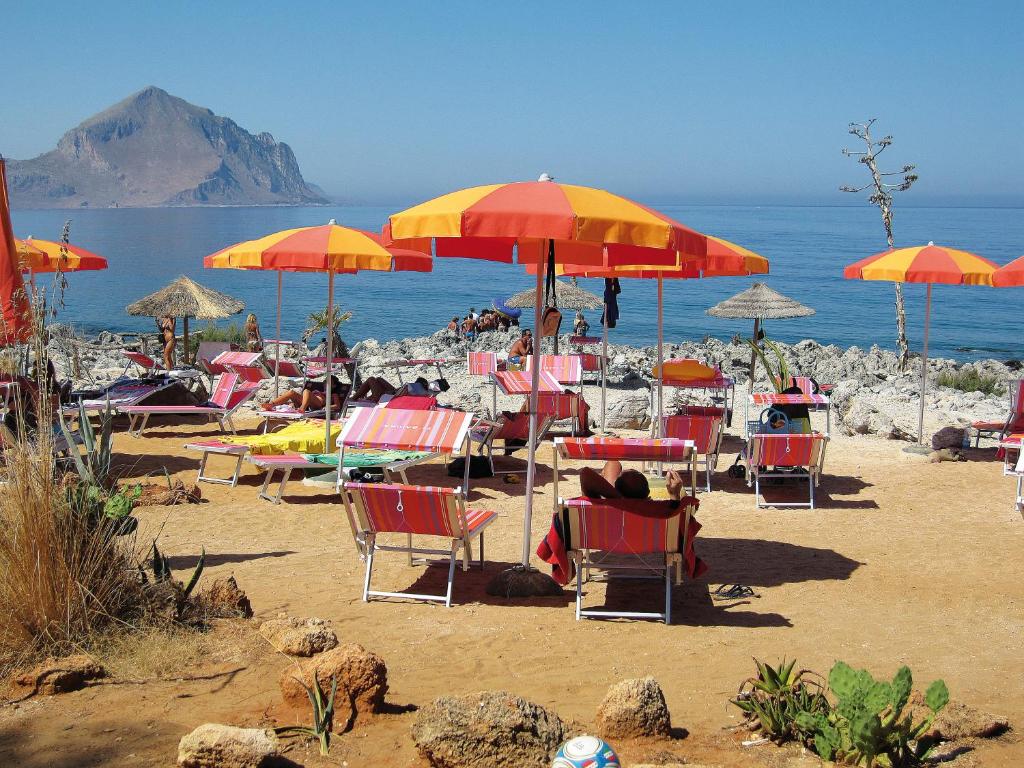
top-left (551, 735), bottom-right (620, 768)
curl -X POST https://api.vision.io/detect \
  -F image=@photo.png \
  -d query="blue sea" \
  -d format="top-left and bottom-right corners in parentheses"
top-left (10, 204), bottom-right (1024, 361)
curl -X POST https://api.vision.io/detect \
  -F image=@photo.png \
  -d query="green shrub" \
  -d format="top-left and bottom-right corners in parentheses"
top-left (196, 321), bottom-right (246, 346)
top-left (935, 368), bottom-right (1004, 396)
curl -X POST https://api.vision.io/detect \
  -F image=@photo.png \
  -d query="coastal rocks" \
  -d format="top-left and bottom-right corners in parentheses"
top-left (605, 388), bottom-right (652, 429)
top-left (13, 654), bottom-right (105, 696)
top-left (279, 643), bottom-right (388, 731)
top-left (411, 690), bottom-right (566, 768)
top-left (177, 723), bottom-right (280, 768)
top-left (197, 576), bottom-right (253, 618)
top-left (931, 426), bottom-right (966, 450)
top-left (595, 677), bottom-right (672, 739)
top-left (259, 617), bottom-right (337, 657)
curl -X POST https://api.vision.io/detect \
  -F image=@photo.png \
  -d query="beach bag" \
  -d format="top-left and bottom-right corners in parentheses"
top-left (447, 455), bottom-right (494, 479)
top-left (540, 245), bottom-right (562, 337)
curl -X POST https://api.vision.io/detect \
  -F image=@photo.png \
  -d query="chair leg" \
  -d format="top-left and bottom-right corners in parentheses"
top-left (809, 475), bottom-right (815, 509)
top-left (574, 552), bottom-right (583, 621)
top-left (362, 539), bottom-right (376, 602)
top-left (444, 540), bottom-right (458, 608)
top-left (754, 473), bottom-right (762, 508)
top-left (664, 559), bottom-right (672, 625)
top-left (478, 532), bottom-right (485, 569)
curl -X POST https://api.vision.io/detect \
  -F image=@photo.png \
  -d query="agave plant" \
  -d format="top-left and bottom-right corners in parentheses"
top-left (731, 658), bottom-right (830, 745)
top-left (277, 674), bottom-right (338, 756)
top-left (746, 336), bottom-right (792, 393)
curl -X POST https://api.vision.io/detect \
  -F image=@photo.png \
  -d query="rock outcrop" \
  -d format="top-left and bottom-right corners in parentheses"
top-left (411, 690), bottom-right (567, 768)
top-left (10, 86), bottom-right (329, 208)
top-left (595, 676), bottom-right (672, 739)
top-left (13, 655), bottom-right (105, 696)
top-left (177, 724), bottom-right (280, 768)
top-left (259, 617), bottom-right (338, 657)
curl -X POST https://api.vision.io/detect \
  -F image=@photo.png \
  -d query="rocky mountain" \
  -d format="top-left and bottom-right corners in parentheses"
top-left (9, 87), bottom-right (329, 208)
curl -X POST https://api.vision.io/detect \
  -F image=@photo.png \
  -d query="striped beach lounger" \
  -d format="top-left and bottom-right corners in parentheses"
top-left (662, 414), bottom-right (723, 491)
top-left (745, 432), bottom-right (828, 509)
top-left (122, 350), bottom-right (162, 376)
top-left (973, 379), bottom-right (1024, 448)
top-left (654, 358), bottom-right (736, 428)
top-left (524, 354), bottom-right (583, 385)
top-left (490, 370), bottom-right (561, 395)
top-left (552, 437), bottom-right (696, 513)
top-left (119, 373), bottom-right (259, 437)
top-left (562, 496), bottom-right (694, 624)
top-left (342, 482), bottom-right (498, 607)
top-left (748, 392), bottom-right (832, 436)
top-left (469, 351), bottom-right (505, 417)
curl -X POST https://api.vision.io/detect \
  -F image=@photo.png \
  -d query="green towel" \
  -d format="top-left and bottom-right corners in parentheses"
top-left (300, 450), bottom-right (430, 468)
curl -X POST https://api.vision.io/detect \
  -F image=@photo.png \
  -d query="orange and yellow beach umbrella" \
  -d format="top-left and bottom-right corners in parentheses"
top-left (844, 242), bottom-right (997, 443)
top-left (16, 237), bottom-right (108, 273)
top-left (205, 221), bottom-right (431, 442)
top-left (993, 254), bottom-right (1024, 288)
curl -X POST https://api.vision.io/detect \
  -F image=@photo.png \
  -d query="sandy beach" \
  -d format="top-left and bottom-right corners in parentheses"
top-left (2, 407), bottom-right (1021, 767)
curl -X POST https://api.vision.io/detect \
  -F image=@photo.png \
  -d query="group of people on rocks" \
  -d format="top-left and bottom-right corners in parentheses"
top-left (446, 307), bottom-right (518, 339)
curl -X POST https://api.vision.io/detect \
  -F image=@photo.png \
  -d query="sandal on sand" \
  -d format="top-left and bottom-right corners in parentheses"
top-left (712, 584), bottom-right (759, 601)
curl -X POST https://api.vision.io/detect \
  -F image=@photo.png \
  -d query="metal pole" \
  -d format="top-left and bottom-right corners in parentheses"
top-left (749, 317), bottom-right (760, 393)
top-left (274, 270), bottom-right (282, 399)
top-left (656, 275), bottom-right (664, 437)
top-left (918, 283), bottom-right (932, 444)
top-left (324, 270), bottom-right (335, 452)
top-left (521, 242), bottom-right (546, 567)
top-left (601, 296), bottom-right (608, 433)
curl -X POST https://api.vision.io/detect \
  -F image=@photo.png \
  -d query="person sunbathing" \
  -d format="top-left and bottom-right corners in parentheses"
top-left (508, 329), bottom-right (533, 365)
top-left (351, 376), bottom-right (448, 403)
top-left (264, 374), bottom-right (346, 413)
top-left (580, 460), bottom-right (687, 506)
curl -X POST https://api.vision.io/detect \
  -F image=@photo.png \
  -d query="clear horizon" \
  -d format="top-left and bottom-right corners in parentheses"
top-left (4, 1), bottom-right (1023, 207)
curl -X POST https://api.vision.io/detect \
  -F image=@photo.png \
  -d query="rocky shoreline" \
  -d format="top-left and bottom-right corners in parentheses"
top-left (48, 325), bottom-right (1016, 442)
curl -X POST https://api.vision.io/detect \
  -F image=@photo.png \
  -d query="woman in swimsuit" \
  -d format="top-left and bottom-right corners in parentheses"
top-left (157, 315), bottom-right (176, 370)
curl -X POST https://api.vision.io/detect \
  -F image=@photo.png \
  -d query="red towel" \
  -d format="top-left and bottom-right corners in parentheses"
top-left (536, 497), bottom-right (707, 586)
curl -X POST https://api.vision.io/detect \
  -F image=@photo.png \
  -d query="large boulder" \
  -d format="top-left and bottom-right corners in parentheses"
top-left (13, 654), bottom-right (105, 696)
top-left (931, 426), bottom-right (966, 450)
top-left (177, 724), bottom-right (280, 767)
top-left (279, 643), bottom-right (388, 732)
top-left (411, 690), bottom-right (567, 768)
top-left (197, 576), bottom-right (253, 618)
top-left (259, 617), bottom-right (338, 657)
top-left (595, 676), bottom-right (672, 739)
top-left (605, 388), bottom-right (651, 430)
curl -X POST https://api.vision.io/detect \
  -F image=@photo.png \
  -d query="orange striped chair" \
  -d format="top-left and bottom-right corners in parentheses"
top-left (118, 372), bottom-right (260, 437)
top-left (524, 354), bottom-right (583, 385)
top-left (468, 351), bottom-right (505, 416)
top-left (341, 482), bottom-right (498, 606)
top-left (973, 379), bottom-right (1024, 448)
top-left (745, 432), bottom-right (828, 508)
top-left (562, 497), bottom-right (694, 624)
top-left (662, 414), bottom-right (723, 491)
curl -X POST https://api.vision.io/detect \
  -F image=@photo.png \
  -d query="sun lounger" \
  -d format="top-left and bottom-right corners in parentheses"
top-left (662, 414), bottom-right (723, 492)
top-left (64, 379), bottom-right (174, 414)
top-left (119, 372), bottom-right (258, 437)
top-left (747, 392), bottom-right (831, 436)
top-left (654, 358), bottom-right (736, 428)
top-left (468, 351), bottom-right (506, 417)
top-left (744, 432), bottom-right (828, 509)
top-left (184, 440), bottom-right (249, 486)
top-left (552, 437), bottom-right (697, 514)
top-left (973, 380), bottom-right (1024, 447)
top-left (122, 350), bottom-right (162, 376)
top-left (341, 482), bottom-right (498, 606)
top-left (338, 406), bottom-right (477, 548)
top-left (524, 354), bottom-right (584, 385)
top-left (1011, 450), bottom-right (1024, 518)
top-left (561, 496), bottom-right (695, 624)
top-left (490, 370), bottom-right (561, 395)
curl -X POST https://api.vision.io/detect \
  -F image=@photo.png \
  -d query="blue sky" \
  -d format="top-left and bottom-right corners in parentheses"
top-left (3, 1), bottom-right (1022, 205)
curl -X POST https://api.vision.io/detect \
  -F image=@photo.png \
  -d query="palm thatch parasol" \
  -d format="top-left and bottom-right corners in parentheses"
top-left (506, 279), bottom-right (603, 354)
top-left (707, 283), bottom-right (815, 389)
top-left (127, 275), bottom-right (245, 364)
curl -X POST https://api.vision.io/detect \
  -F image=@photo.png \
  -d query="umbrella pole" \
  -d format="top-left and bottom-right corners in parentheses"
top-left (324, 270), bottom-right (335, 452)
top-left (521, 244), bottom-right (545, 567)
top-left (749, 318), bottom-right (760, 392)
top-left (274, 271), bottom-right (282, 399)
top-left (918, 284), bottom-right (932, 444)
top-left (601, 297), bottom-right (608, 433)
top-left (183, 317), bottom-right (189, 367)
top-left (656, 275), bottom-right (664, 437)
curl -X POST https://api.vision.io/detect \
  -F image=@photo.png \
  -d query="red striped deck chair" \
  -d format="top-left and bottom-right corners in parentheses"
top-left (525, 354), bottom-right (583, 385)
top-left (212, 351), bottom-right (263, 369)
top-left (536, 391), bottom-right (589, 436)
top-left (342, 482), bottom-right (498, 606)
top-left (662, 414), bottom-right (723, 492)
top-left (973, 379), bottom-right (1024, 448)
top-left (745, 432), bottom-right (828, 508)
top-left (122, 350), bottom-right (161, 376)
top-left (119, 373), bottom-right (259, 437)
top-left (469, 412), bottom-right (556, 474)
top-left (469, 351), bottom-right (504, 417)
top-left (655, 358), bottom-right (736, 428)
top-left (562, 497), bottom-right (694, 624)
top-left (552, 437), bottom-right (697, 513)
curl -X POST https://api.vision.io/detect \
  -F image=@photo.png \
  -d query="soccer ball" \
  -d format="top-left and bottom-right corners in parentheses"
top-left (551, 735), bottom-right (620, 768)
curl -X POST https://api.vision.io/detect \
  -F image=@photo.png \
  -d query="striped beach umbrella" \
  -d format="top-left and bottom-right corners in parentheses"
top-left (205, 222), bottom-right (430, 440)
top-left (387, 175), bottom-right (711, 589)
top-left (17, 237), bottom-right (108, 273)
top-left (844, 242), bottom-right (997, 443)
top-left (993, 255), bottom-right (1024, 287)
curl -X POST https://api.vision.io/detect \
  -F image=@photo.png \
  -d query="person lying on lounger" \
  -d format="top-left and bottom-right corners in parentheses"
top-left (351, 376), bottom-right (449, 404)
top-left (264, 374), bottom-right (346, 413)
top-left (580, 461), bottom-right (687, 506)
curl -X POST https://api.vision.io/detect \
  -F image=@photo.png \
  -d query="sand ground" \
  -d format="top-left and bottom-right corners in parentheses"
top-left (1, 409), bottom-right (1022, 767)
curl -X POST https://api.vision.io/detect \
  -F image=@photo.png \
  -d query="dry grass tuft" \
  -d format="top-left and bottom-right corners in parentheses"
top-left (0, 425), bottom-right (144, 674)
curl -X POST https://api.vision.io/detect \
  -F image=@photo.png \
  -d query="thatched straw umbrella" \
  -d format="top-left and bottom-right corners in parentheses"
top-left (506, 279), bottom-right (603, 354)
top-left (707, 282), bottom-right (814, 389)
top-left (126, 275), bottom-right (245, 365)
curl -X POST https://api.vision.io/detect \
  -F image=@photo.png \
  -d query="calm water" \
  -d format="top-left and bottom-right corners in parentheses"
top-left (11, 204), bottom-right (1024, 361)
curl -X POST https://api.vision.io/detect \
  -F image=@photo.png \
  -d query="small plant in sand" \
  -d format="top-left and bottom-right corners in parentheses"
top-left (732, 658), bottom-right (830, 744)
top-left (278, 675), bottom-right (338, 756)
top-left (745, 336), bottom-right (791, 393)
top-left (141, 543), bottom-right (206, 623)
